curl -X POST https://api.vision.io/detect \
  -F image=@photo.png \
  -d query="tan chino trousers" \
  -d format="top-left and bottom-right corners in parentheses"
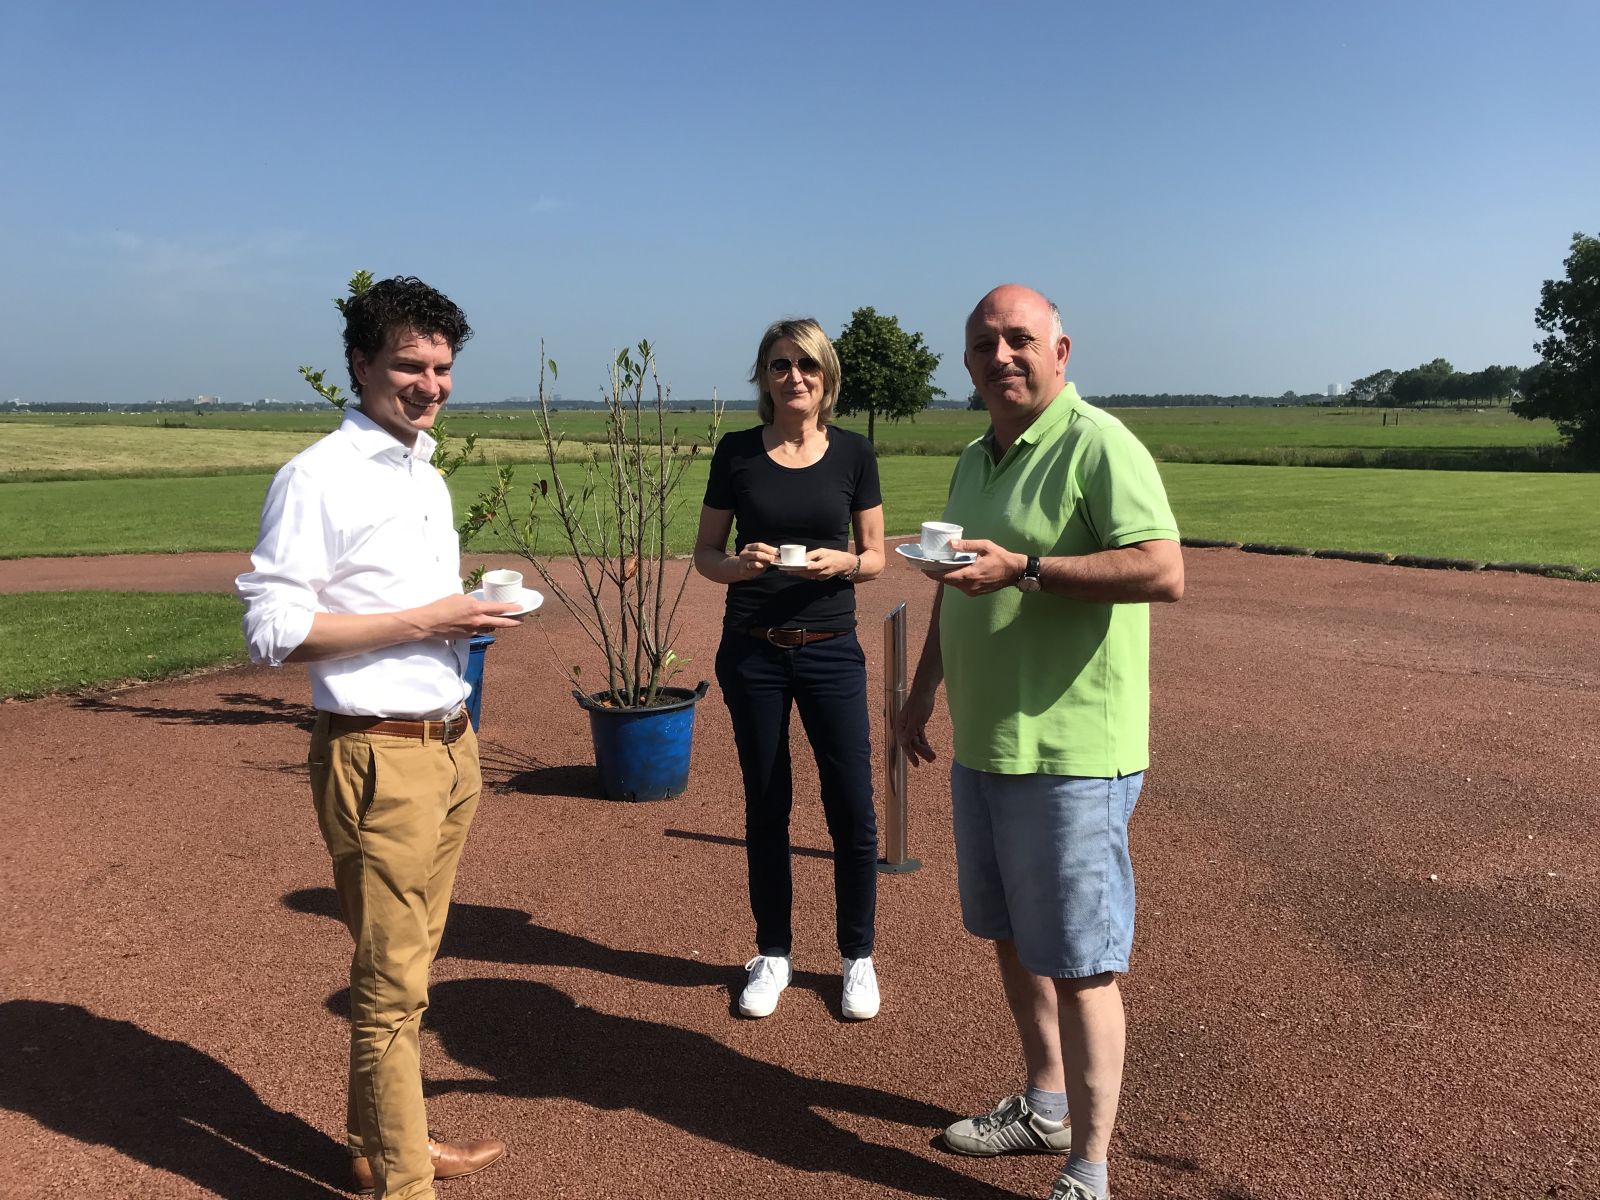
top-left (309, 713), bottom-right (482, 1200)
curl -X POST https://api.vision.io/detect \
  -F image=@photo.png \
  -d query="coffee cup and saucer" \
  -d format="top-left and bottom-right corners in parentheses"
top-left (774, 543), bottom-right (815, 574)
top-left (894, 522), bottom-right (976, 575)
top-left (470, 569), bottom-right (544, 616)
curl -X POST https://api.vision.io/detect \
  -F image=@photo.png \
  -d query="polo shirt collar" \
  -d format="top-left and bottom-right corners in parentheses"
top-left (981, 382), bottom-right (1081, 462)
top-left (341, 405), bottom-right (439, 467)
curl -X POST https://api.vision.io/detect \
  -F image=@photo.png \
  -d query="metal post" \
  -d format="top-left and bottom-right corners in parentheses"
top-left (879, 602), bottom-right (921, 874)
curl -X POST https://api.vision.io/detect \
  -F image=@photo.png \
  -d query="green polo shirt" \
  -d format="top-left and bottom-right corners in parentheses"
top-left (939, 384), bottom-right (1179, 777)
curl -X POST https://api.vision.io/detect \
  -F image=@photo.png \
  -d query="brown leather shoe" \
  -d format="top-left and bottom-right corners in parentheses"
top-left (349, 1137), bottom-right (506, 1193)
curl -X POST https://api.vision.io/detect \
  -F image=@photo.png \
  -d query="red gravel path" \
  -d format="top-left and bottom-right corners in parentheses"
top-left (2, 549), bottom-right (1596, 1199)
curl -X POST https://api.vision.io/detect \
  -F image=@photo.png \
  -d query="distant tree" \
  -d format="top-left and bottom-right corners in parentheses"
top-left (1512, 232), bottom-right (1600, 463)
top-left (834, 306), bottom-right (944, 444)
top-left (1349, 369), bottom-right (1397, 406)
top-left (1517, 363), bottom-right (1545, 405)
top-left (966, 387), bottom-right (986, 411)
top-left (1463, 365), bottom-right (1522, 403)
top-left (1390, 358), bottom-right (1455, 405)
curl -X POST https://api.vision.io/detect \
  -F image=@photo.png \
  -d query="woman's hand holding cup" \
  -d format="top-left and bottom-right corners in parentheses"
top-left (736, 542), bottom-right (776, 578)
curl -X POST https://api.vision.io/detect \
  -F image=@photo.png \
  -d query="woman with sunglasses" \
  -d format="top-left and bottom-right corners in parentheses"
top-left (694, 317), bottom-right (887, 1022)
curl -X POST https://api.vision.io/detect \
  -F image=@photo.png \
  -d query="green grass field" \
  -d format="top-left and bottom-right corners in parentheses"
top-left (2, 458), bottom-right (1595, 569)
top-left (0, 404), bottom-right (1589, 699)
top-left (4, 438), bottom-right (1594, 698)
top-left (0, 591), bottom-right (246, 698)
top-left (0, 421), bottom-right (616, 482)
top-left (2, 404), bottom-right (1564, 476)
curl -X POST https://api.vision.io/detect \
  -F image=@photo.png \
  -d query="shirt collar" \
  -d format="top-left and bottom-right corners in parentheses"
top-left (341, 405), bottom-right (439, 466)
top-left (980, 382), bottom-right (1081, 461)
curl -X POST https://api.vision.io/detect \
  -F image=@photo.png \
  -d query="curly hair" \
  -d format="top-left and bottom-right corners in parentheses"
top-left (342, 276), bottom-right (473, 397)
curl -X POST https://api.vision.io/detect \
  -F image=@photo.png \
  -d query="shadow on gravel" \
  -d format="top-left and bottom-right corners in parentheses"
top-left (285, 889), bottom-right (847, 1003)
top-left (71, 691), bottom-right (315, 728)
top-left (421, 977), bottom-right (1016, 1200)
top-left (664, 826), bottom-right (835, 861)
top-left (0, 1000), bottom-right (345, 1197)
top-left (475, 743), bottom-right (606, 798)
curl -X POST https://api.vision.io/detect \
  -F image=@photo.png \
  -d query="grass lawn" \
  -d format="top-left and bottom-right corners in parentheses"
top-left (1, 459), bottom-right (1596, 570)
top-left (1160, 463), bottom-right (1600, 566)
top-left (0, 421), bottom-right (602, 482)
top-left (3, 457), bottom-right (1594, 697)
top-left (3, 404), bottom-right (1564, 474)
top-left (0, 591), bottom-right (245, 699)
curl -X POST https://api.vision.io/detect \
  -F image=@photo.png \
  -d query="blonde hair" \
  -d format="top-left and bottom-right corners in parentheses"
top-left (749, 317), bottom-right (841, 424)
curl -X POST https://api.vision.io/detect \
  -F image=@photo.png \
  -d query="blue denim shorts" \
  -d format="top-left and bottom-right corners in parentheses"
top-left (950, 762), bottom-right (1143, 979)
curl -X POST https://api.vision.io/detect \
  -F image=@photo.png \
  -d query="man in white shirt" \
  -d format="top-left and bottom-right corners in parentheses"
top-left (237, 276), bottom-right (522, 1200)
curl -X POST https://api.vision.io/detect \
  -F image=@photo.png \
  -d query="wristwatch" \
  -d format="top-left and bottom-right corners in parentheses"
top-left (1017, 555), bottom-right (1042, 593)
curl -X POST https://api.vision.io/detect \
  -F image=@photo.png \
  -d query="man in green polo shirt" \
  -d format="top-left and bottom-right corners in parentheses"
top-left (896, 284), bottom-right (1183, 1200)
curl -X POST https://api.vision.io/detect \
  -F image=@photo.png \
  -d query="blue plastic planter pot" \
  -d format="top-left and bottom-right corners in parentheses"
top-left (464, 635), bottom-right (496, 731)
top-left (575, 681), bottom-right (709, 802)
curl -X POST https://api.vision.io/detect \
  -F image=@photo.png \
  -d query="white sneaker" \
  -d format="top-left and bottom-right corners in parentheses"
top-left (841, 955), bottom-right (880, 1020)
top-left (738, 955), bottom-right (792, 1018)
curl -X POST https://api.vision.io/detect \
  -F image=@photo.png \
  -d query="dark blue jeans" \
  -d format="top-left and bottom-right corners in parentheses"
top-left (714, 628), bottom-right (878, 959)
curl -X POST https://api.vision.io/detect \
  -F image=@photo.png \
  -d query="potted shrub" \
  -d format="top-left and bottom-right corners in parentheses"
top-left (472, 340), bottom-right (722, 800)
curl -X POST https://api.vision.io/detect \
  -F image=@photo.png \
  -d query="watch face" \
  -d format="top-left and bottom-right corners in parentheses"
top-left (1017, 555), bottom-right (1042, 592)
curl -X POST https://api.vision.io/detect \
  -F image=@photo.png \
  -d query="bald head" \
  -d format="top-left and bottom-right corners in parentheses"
top-left (966, 284), bottom-right (1063, 343)
top-left (964, 284), bottom-right (1070, 429)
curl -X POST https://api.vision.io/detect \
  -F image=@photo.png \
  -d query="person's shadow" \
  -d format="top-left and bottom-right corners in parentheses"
top-left (284, 888), bottom-right (848, 1013)
top-left (415, 977), bottom-right (1017, 1200)
top-left (0, 1000), bottom-right (345, 1197)
top-left (70, 691), bottom-right (316, 728)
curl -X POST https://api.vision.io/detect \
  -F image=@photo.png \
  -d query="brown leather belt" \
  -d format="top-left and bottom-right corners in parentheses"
top-left (324, 707), bottom-right (471, 744)
top-left (744, 627), bottom-right (847, 648)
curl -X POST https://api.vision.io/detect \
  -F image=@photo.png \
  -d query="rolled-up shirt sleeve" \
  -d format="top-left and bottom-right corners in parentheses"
top-left (236, 464), bottom-right (333, 667)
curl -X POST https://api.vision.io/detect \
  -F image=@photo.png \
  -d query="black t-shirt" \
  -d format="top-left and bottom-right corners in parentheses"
top-left (703, 424), bottom-right (883, 630)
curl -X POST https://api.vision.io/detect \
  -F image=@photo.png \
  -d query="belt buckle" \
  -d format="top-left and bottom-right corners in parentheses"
top-left (767, 627), bottom-right (803, 648)
top-left (441, 709), bottom-right (466, 742)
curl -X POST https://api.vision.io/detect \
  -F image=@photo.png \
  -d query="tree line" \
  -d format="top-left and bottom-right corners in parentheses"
top-left (19, 230), bottom-right (1597, 468)
top-left (1342, 232), bottom-right (1597, 465)
top-left (1347, 361), bottom-right (1526, 407)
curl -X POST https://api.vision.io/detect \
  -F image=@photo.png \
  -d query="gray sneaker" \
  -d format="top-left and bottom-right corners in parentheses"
top-left (1046, 1174), bottom-right (1108, 1200)
top-left (942, 1094), bottom-right (1072, 1156)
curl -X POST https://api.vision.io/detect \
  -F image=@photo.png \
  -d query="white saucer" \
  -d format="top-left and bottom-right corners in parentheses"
top-left (775, 562), bottom-right (815, 574)
top-left (895, 543), bottom-right (977, 574)
top-left (470, 586), bottom-right (544, 616)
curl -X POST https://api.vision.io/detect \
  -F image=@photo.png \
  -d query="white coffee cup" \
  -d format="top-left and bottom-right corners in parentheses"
top-left (920, 521), bottom-right (962, 560)
top-left (778, 543), bottom-right (807, 567)
top-left (482, 569), bottom-right (524, 602)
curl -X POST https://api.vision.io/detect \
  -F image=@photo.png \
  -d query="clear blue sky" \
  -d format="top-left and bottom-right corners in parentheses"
top-left (3, 0), bottom-right (1596, 406)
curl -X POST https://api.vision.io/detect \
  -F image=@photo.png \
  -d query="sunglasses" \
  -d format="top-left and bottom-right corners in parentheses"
top-left (766, 356), bottom-right (823, 379)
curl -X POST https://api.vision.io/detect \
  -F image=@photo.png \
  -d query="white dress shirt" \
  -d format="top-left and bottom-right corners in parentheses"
top-left (236, 407), bottom-right (470, 718)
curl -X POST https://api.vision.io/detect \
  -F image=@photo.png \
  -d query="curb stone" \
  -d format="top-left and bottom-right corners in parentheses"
top-left (1186, 543), bottom-right (1596, 582)
top-left (1312, 549), bottom-right (1395, 565)
top-left (1239, 542), bottom-right (1314, 557)
top-left (1390, 554), bottom-right (1484, 572)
